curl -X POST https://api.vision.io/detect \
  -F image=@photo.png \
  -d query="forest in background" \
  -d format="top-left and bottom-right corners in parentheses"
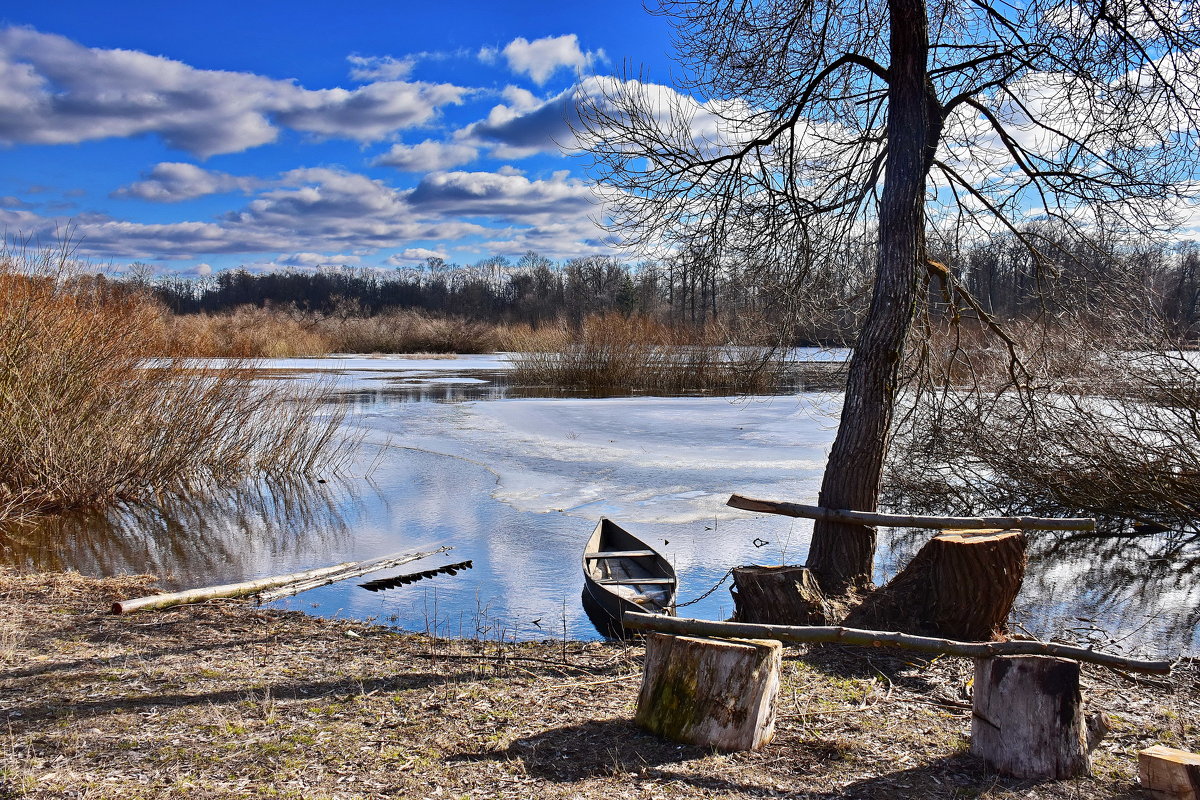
top-left (136, 225), bottom-right (1200, 350)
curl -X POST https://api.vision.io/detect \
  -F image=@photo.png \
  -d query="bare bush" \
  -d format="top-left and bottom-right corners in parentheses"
top-left (886, 309), bottom-right (1200, 527)
top-left (0, 245), bottom-right (349, 523)
top-left (507, 312), bottom-right (792, 396)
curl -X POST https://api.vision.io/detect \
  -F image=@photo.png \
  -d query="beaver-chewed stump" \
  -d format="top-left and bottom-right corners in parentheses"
top-left (843, 529), bottom-right (1027, 640)
top-left (730, 565), bottom-right (833, 625)
top-left (972, 655), bottom-right (1106, 779)
top-left (635, 633), bottom-right (781, 752)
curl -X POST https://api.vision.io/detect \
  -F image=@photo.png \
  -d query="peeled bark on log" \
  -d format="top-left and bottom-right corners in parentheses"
top-left (1139, 745), bottom-right (1200, 799)
top-left (971, 655), bottom-right (1099, 779)
top-left (622, 611), bottom-right (1173, 674)
top-left (844, 529), bottom-right (1026, 640)
top-left (731, 565), bottom-right (833, 625)
top-left (635, 633), bottom-right (781, 752)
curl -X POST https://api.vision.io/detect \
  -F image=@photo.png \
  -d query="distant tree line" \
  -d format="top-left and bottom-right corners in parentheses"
top-left (144, 227), bottom-right (1200, 345)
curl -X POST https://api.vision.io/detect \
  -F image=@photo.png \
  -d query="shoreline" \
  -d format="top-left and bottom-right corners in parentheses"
top-left (2, 568), bottom-right (1196, 799)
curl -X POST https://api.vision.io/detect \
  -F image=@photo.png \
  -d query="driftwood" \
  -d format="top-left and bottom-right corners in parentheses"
top-left (636, 633), bottom-right (781, 752)
top-left (113, 546), bottom-right (451, 614)
top-left (730, 565), bottom-right (833, 625)
top-left (727, 494), bottom-right (1096, 531)
top-left (622, 612), bottom-right (1172, 674)
top-left (359, 560), bottom-right (474, 592)
top-left (972, 655), bottom-right (1103, 779)
top-left (1139, 745), bottom-right (1200, 799)
top-left (844, 529), bottom-right (1026, 640)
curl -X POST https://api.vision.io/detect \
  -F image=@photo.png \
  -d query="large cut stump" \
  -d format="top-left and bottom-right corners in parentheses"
top-left (1139, 745), bottom-right (1200, 799)
top-left (635, 633), bottom-right (781, 752)
top-left (731, 565), bottom-right (833, 625)
top-left (844, 528), bottom-right (1026, 640)
top-left (972, 656), bottom-right (1102, 779)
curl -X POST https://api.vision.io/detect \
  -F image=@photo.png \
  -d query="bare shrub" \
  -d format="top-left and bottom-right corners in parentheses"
top-left (886, 311), bottom-right (1200, 526)
top-left (0, 245), bottom-right (349, 523)
top-left (507, 312), bottom-right (792, 395)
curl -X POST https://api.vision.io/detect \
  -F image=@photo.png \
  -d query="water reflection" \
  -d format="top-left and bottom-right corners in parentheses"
top-left (0, 477), bottom-right (356, 590)
top-left (876, 526), bottom-right (1200, 658)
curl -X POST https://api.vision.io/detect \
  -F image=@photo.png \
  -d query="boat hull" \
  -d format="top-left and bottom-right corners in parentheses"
top-left (581, 518), bottom-right (677, 639)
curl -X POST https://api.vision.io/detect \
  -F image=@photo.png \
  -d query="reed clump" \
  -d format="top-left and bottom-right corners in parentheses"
top-left (0, 246), bottom-right (348, 523)
top-left (156, 305), bottom-right (497, 356)
top-left (506, 312), bottom-right (793, 395)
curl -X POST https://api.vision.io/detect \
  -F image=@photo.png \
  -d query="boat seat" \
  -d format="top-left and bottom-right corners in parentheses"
top-left (584, 550), bottom-right (658, 559)
top-left (597, 578), bottom-right (675, 585)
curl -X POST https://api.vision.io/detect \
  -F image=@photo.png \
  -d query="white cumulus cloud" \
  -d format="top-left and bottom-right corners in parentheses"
top-left (112, 162), bottom-right (258, 202)
top-left (496, 34), bottom-right (601, 85)
top-left (372, 139), bottom-right (480, 171)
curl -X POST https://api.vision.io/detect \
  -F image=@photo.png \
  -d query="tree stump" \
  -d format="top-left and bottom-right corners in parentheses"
top-left (635, 633), bottom-right (781, 752)
top-left (730, 565), bottom-right (833, 625)
top-left (1139, 745), bottom-right (1200, 799)
top-left (843, 529), bottom-right (1026, 640)
top-left (971, 655), bottom-right (1102, 779)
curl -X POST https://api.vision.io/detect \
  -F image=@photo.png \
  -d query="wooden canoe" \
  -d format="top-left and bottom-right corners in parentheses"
top-left (581, 518), bottom-right (677, 638)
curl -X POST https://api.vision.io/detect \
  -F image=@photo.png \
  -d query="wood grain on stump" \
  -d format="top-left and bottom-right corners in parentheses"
top-left (1139, 745), bottom-right (1200, 799)
top-left (731, 565), bottom-right (833, 625)
top-left (635, 633), bottom-right (781, 752)
top-left (844, 529), bottom-right (1026, 640)
top-left (971, 655), bottom-right (1099, 779)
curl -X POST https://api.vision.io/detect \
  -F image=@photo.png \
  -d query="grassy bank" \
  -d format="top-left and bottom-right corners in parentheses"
top-left (1, 568), bottom-right (1195, 799)
top-left (0, 249), bottom-right (347, 524)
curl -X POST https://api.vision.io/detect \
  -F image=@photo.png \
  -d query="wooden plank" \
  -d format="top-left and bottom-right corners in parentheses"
top-left (1140, 745), bottom-right (1200, 799)
top-left (621, 612), bottom-right (1172, 674)
top-left (585, 550), bottom-right (658, 558)
top-left (727, 493), bottom-right (1096, 531)
top-left (113, 546), bottom-right (451, 614)
top-left (598, 578), bottom-right (675, 585)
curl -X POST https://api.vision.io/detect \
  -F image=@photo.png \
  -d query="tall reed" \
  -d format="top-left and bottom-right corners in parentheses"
top-left (506, 312), bottom-right (792, 395)
top-left (0, 245), bottom-right (348, 523)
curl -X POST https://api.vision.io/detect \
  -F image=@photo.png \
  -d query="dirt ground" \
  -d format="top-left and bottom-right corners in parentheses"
top-left (0, 568), bottom-right (1195, 799)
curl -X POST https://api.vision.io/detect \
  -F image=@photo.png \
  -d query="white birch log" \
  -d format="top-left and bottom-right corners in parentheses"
top-left (635, 633), bottom-right (781, 752)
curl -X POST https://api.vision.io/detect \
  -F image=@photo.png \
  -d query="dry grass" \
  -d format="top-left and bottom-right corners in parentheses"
top-left (0, 567), bottom-right (1195, 799)
top-left (507, 313), bottom-right (793, 396)
top-left (0, 245), bottom-right (348, 523)
top-left (157, 306), bottom-right (499, 357)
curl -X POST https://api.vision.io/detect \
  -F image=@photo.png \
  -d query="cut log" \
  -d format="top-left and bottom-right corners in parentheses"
top-left (635, 633), bottom-right (781, 752)
top-left (971, 655), bottom-right (1100, 779)
top-left (730, 565), bottom-right (833, 625)
top-left (1139, 745), bottom-right (1200, 799)
top-left (113, 546), bottom-right (451, 614)
top-left (844, 529), bottom-right (1026, 640)
top-left (727, 493), bottom-right (1096, 531)
top-left (621, 612), bottom-right (1173, 674)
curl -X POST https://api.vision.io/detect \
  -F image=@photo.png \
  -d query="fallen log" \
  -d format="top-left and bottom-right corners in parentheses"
top-left (727, 494), bottom-right (1096, 531)
top-left (112, 546), bottom-right (451, 614)
top-left (622, 612), bottom-right (1172, 675)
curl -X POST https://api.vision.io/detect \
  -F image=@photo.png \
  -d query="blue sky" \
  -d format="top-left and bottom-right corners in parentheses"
top-left (0, 1), bottom-right (678, 275)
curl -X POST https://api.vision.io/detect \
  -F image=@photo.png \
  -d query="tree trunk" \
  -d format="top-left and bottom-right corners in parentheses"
top-left (843, 529), bottom-right (1026, 640)
top-left (730, 565), bottom-right (833, 625)
top-left (635, 633), bottom-right (781, 752)
top-left (807, 0), bottom-right (939, 594)
top-left (971, 656), bottom-right (1100, 779)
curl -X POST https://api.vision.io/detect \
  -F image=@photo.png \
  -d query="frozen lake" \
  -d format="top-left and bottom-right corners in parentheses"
top-left (3, 352), bottom-right (1196, 657)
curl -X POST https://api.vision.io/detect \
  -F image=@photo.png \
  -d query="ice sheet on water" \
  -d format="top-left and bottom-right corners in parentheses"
top-left (352, 393), bottom-right (842, 525)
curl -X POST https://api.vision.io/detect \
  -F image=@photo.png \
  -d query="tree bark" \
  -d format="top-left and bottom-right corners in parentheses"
top-left (730, 565), bottom-right (833, 625)
top-left (971, 656), bottom-right (1100, 779)
top-left (635, 633), bottom-right (782, 752)
top-left (843, 529), bottom-right (1027, 640)
top-left (807, 0), bottom-right (939, 594)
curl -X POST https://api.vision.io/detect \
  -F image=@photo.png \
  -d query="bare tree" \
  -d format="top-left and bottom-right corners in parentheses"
top-left (579, 0), bottom-right (1200, 592)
